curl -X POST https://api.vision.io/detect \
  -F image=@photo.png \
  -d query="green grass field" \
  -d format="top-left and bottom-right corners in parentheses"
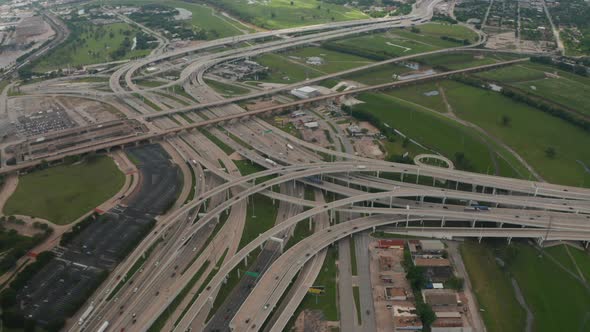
top-left (387, 81), bottom-right (447, 113)
top-left (255, 46), bottom-right (375, 84)
top-left (297, 246), bottom-right (339, 320)
top-left (341, 63), bottom-right (412, 85)
top-left (33, 22), bottom-right (151, 73)
top-left (353, 92), bottom-right (499, 174)
top-left (476, 62), bottom-right (590, 115)
top-left (97, 0), bottom-right (247, 37)
top-left (328, 23), bottom-right (478, 59)
top-left (4, 156), bottom-right (125, 225)
top-left (205, 78), bottom-right (250, 96)
top-left (510, 244), bottom-right (590, 331)
top-left (238, 193), bottom-right (278, 250)
top-left (205, 0), bottom-right (367, 29)
top-left (460, 241), bottom-right (527, 332)
top-left (167, 1), bottom-right (250, 37)
top-left (440, 80), bottom-right (590, 186)
top-left (417, 52), bottom-right (511, 70)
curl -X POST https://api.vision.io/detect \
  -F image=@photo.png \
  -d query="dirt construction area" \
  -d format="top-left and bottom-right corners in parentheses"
top-left (368, 240), bottom-right (416, 332)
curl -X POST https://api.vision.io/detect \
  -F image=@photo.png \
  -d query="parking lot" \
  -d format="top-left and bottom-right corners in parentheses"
top-left (15, 109), bottom-right (76, 137)
top-left (16, 144), bottom-right (182, 326)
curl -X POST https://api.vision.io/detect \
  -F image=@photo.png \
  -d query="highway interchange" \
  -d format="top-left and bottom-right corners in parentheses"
top-left (2, 0), bottom-right (589, 331)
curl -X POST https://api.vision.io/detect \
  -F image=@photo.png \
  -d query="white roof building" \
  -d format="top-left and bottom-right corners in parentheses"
top-left (291, 86), bottom-right (320, 99)
top-left (303, 121), bottom-right (319, 129)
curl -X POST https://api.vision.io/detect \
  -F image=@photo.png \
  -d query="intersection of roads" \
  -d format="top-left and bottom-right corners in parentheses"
top-left (2, 1), bottom-right (589, 331)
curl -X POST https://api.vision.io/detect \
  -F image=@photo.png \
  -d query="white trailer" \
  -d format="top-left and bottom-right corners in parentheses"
top-left (78, 304), bottom-right (94, 325)
top-left (286, 144), bottom-right (294, 150)
top-left (97, 321), bottom-right (109, 332)
top-left (265, 158), bottom-right (278, 166)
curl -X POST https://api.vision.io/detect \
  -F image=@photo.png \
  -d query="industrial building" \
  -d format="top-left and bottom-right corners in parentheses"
top-left (291, 86), bottom-right (321, 99)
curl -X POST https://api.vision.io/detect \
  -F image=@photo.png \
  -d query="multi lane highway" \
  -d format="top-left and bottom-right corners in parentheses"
top-left (8, 1), bottom-right (590, 331)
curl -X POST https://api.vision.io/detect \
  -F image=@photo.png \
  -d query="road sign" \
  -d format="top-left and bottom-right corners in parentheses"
top-left (308, 286), bottom-right (325, 295)
top-left (245, 271), bottom-right (260, 278)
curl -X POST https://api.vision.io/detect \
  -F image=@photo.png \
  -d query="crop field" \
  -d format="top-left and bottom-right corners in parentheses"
top-left (33, 22), bottom-right (151, 73)
top-left (4, 156), bottom-right (125, 225)
top-left (204, 0), bottom-right (367, 29)
top-left (476, 62), bottom-right (590, 115)
top-left (439, 80), bottom-right (590, 186)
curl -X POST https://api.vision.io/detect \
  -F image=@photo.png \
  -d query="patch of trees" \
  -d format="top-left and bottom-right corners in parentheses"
top-left (530, 56), bottom-right (589, 77)
top-left (59, 213), bottom-right (98, 247)
top-left (402, 246), bottom-right (437, 329)
top-left (0, 217), bottom-right (53, 273)
top-left (0, 251), bottom-right (55, 331)
top-left (440, 35), bottom-right (471, 45)
top-left (432, 15), bottom-right (458, 24)
top-left (454, 152), bottom-right (475, 171)
top-left (501, 87), bottom-right (590, 132)
top-left (136, 32), bottom-right (156, 50)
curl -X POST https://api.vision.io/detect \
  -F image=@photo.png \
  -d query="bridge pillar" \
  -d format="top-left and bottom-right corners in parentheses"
top-left (270, 236), bottom-right (284, 253)
top-left (455, 181), bottom-right (459, 191)
top-left (373, 226), bottom-right (376, 233)
top-left (419, 196), bottom-right (424, 205)
top-left (401, 173), bottom-right (404, 182)
top-left (585, 241), bottom-right (589, 249)
top-left (492, 187), bottom-right (497, 195)
top-left (441, 217), bottom-right (445, 227)
top-left (309, 217), bottom-right (313, 231)
top-left (499, 222), bottom-right (504, 228)
top-left (389, 196), bottom-right (393, 208)
top-left (416, 170), bottom-right (420, 184)
top-left (472, 219), bottom-right (477, 228)
top-left (244, 254), bottom-right (248, 266)
top-left (472, 184), bottom-right (477, 192)
top-left (376, 171), bottom-right (380, 178)
top-left (478, 236), bottom-right (482, 243)
top-left (537, 237), bottom-right (544, 246)
top-left (442, 197), bottom-right (447, 205)
top-left (507, 237), bottom-right (512, 245)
